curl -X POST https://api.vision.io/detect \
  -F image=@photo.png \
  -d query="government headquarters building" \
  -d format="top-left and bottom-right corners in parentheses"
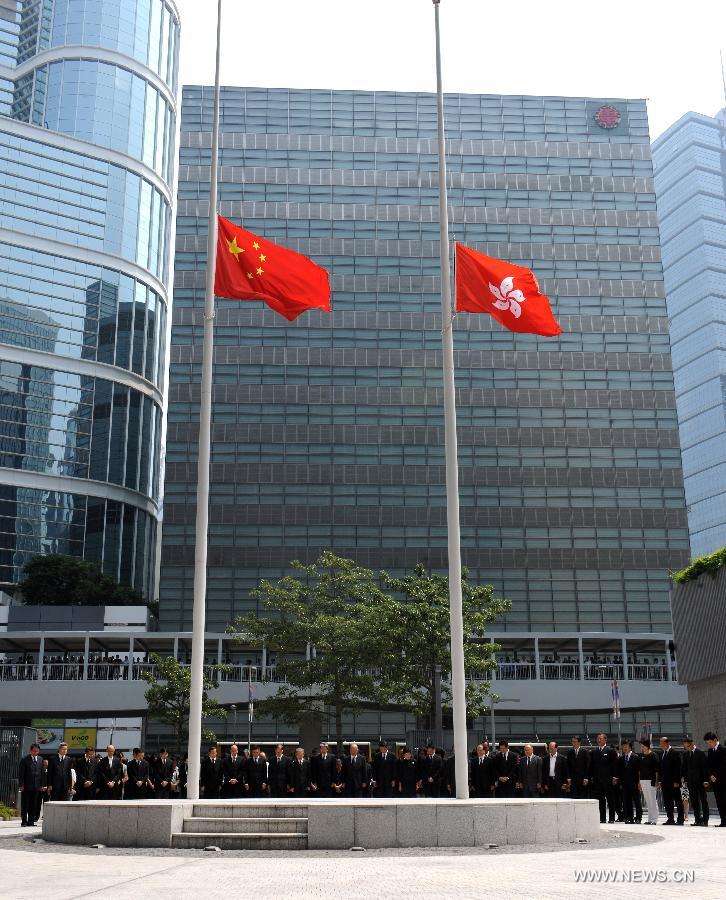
top-left (0, 1), bottom-right (693, 747)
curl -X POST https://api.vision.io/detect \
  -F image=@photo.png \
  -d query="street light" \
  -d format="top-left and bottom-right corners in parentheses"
top-left (487, 697), bottom-right (521, 745)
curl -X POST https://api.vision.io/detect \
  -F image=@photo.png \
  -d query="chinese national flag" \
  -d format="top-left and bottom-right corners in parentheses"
top-left (455, 243), bottom-right (563, 337)
top-left (214, 215), bottom-right (331, 320)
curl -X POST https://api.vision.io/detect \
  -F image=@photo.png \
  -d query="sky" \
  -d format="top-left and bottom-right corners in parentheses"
top-left (174, 0), bottom-right (726, 141)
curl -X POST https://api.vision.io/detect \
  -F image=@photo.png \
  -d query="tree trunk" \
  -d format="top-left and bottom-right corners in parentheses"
top-left (335, 702), bottom-right (343, 756)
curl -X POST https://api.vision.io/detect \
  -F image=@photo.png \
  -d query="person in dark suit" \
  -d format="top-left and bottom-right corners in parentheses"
top-left (566, 735), bottom-right (590, 798)
top-left (311, 742), bottom-right (336, 797)
top-left (222, 744), bottom-right (246, 798)
top-left (331, 757), bottom-right (346, 795)
top-left (18, 742), bottom-right (42, 825)
top-left (517, 744), bottom-right (542, 797)
top-left (153, 748), bottom-right (175, 799)
top-left (590, 733), bottom-right (619, 823)
top-left (287, 747), bottom-right (311, 795)
top-left (342, 743), bottom-right (369, 798)
top-left (682, 737), bottom-right (709, 826)
top-left (98, 745), bottom-right (123, 800)
top-left (397, 747), bottom-right (420, 797)
top-left (126, 748), bottom-right (153, 800)
top-left (704, 731), bottom-right (726, 827)
top-left (47, 743), bottom-right (73, 802)
top-left (658, 736), bottom-right (684, 825)
top-left (617, 741), bottom-right (642, 823)
top-left (470, 743), bottom-right (495, 798)
top-left (419, 743), bottom-right (444, 798)
top-left (75, 748), bottom-right (99, 801)
top-left (268, 744), bottom-right (291, 798)
top-left (246, 745), bottom-right (268, 797)
top-left (200, 746), bottom-right (223, 799)
top-left (542, 741), bottom-right (568, 797)
top-left (372, 741), bottom-right (398, 798)
top-left (493, 741), bottom-right (519, 798)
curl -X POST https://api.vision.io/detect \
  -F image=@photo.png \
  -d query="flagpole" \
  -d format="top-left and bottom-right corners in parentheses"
top-left (186, 0), bottom-right (222, 802)
top-left (433, 0), bottom-right (469, 799)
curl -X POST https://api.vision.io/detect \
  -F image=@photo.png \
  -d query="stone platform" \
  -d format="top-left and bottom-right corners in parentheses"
top-left (42, 798), bottom-right (601, 850)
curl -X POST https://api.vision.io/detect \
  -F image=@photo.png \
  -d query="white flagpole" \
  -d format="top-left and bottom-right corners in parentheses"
top-left (432, 0), bottom-right (469, 799)
top-left (186, 0), bottom-right (222, 802)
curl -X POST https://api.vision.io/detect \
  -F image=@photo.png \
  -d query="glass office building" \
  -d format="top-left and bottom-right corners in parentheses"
top-left (0, 0), bottom-right (179, 598)
top-left (653, 110), bottom-right (726, 557)
top-left (161, 87), bottom-right (690, 736)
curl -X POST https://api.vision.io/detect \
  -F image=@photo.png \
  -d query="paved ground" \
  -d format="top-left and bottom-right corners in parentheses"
top-left (0, 820), bottom-right (723, 899)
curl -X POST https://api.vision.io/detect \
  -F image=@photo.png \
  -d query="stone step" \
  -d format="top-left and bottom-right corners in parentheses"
top-left (183, 817), bottom-right (308, 834)
top-left (171, 831), bottom-right (308, 850)
top-left (192, 804), bottom-right (307, 818)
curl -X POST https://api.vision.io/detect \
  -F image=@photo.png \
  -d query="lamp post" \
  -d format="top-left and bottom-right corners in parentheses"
top-left (488, 698), bottom-right (521, 745)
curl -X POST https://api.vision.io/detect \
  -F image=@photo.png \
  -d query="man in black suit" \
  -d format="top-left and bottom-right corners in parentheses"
top-left (98, 744), bottom-right (123, 800)
top-left (704, 731), bottom-right (726, 826)
top-left (126, 748), bottom-right (153, 800)
top-left (493, 741), bottom-right (519, 798)
top-left (222, 744), bottom-right (246, 798)
top-left (75, 747), bottom-right (99, 801)
top-left (153, 748), bottom-right (175, 799)
top-left (342, 743), bottom-right (369, 798)
top-left (246, 745), bottom-right (268, 797)
top-left (658, 736), bottom-right (684, 825)
top-left (287, 747), bottom-right (311, 795)
top-left (517, 744), bottom-right (542, 797)
top-left (682, 737), bottom-right (709, 826)
top-left (542, 741), bottom-right (568, 797)
top-left (590, 733), bottom-right (619, 823)
top-left (18, 742), bottom-right (42, 825)
top-left (566, 735), bottom-right (590, 798)
top-left (311, 742), bottom-right (336, 797)
top-left (617, 741), bottom-right (642, 823)
top-left (419, 743), bottom-right (444, 798)
top-left (372, 741), bottom-right (398, 798)
top-left (47, 742), bottom-right (73, 802)
top-left (470, 743), bottom-right (494, 798)
top-left (200, 746), bottom-right (223, 799)
top-left (268, 744), bottom-right (291, 797)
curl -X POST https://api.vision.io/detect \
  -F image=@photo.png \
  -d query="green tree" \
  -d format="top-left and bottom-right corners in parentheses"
top-left (142, 653), bottom-right (228, 753)
top-left (230, 551), bottom-right (400, 751)
top-left (380, 564), bottom-right (511, 721)
top-left (17, 554), bottom-right (143, 605)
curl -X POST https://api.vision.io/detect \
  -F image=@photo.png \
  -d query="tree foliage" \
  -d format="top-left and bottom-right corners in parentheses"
top-left (230, 552), bottom-right (510, 745)
top-left (18, 554), bottom-right (143, 606)
top-left (142, 653), bottom-right (228, 753)
top-left (672, 546), bottom-right (726, 585)
top-left (230, 551), bottom-right (399, 750)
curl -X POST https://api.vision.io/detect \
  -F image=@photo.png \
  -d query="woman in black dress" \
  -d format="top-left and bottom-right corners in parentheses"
top-left (397, 747), bottom-right (420, 798)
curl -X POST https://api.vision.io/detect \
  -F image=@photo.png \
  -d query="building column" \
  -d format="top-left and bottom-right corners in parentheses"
top-left (578, 638), bottom-right (584, 681)
top-left (621, 637), bottom-right (629, 681)
top-left (83, 636), bottom-right (89, 680)
top-left (217, 637), bottom-right (223, 664)
top-left (128, 636), bottom-right (134, 680)
top-left (534, 637), bottom-right (541, 679)
top-left (261, 644), bottom-right (267, 670)
top-left (665, 640), bottom-right (673, 681)
top-left (38, 636), bottom-right (44, 681)
top-left (173, 636), bottom-right (179, 661)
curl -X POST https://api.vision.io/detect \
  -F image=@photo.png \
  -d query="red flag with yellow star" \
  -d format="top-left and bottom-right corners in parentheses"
top-left (214, 215), bottom-right (331, 320)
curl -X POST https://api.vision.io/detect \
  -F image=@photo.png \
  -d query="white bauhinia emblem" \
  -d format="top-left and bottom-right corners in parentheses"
top-left (489, 276), bottom-right (526, 319)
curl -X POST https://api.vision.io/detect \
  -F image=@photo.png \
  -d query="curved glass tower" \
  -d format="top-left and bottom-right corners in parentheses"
top-left (0, 0), bottom-right (179, 598)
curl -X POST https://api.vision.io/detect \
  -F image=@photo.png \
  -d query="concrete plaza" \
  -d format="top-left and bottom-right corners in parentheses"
top-left (0, 821), bottom-right (724, 899)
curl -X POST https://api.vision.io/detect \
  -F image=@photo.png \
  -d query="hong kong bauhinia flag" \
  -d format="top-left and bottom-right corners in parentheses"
top-left (455, 243), bottom-right (563, 337)
top-left (214, 215), bottom-right (331, 320)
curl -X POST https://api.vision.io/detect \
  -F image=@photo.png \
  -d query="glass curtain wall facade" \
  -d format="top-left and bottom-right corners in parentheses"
top-left (653, 111), bottom-right (726, 556)
top-left (162, 88), bottom-right (689, 645)
top-left (0, 0), bottom-right (179, 598)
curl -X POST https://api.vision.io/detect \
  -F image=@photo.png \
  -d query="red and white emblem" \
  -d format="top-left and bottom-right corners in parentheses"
top-left (594, 105), bottom-right (621, 129)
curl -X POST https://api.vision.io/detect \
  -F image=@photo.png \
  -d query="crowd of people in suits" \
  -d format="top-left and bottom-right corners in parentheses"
top-left (18, 731), bottom-right (726, 830)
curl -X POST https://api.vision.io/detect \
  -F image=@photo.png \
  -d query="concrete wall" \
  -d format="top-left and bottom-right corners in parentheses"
top-left (685, 674), bottom-right (726, 743)
top-left (43, 801), bottom-right (192, 848)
